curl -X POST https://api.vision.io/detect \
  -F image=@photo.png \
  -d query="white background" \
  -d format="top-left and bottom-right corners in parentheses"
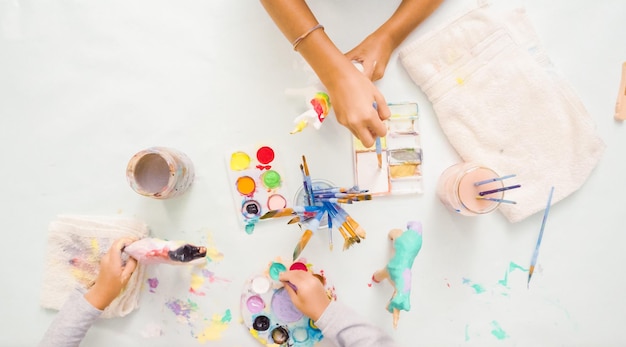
top-left (1, 0), bottom-right (625, 346)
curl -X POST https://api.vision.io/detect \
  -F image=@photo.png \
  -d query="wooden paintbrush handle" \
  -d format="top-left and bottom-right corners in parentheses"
top-left (616, 62), bottom-right (626, 121)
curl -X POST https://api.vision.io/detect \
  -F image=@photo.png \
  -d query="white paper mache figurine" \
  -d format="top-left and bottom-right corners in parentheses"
top-left (123, 238), bottom-right (207, 265)
top-left (372, 221), bottom-right (423, 328)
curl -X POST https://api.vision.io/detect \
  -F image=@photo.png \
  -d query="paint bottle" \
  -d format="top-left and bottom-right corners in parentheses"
top-left (436, 162), bottom-right (503, 216)
top-left (126, 147), bottom-right (195, 199)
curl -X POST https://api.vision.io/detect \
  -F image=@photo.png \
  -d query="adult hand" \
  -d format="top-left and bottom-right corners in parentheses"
top-left (325, 66), bottom-right (390, 147)
top-left (84, 238), bottom-right (138, 310)
top-left (345, 32), bottom-right (394, 82)
top-left (279, 270), bottom-right (331, 321)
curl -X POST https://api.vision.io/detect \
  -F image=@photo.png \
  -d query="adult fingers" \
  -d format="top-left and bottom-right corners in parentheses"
top-left (356, 127), bottom-right (375, 148)
top-left (369, 118), bottom-right (387, 139)
top-left (374, 95), bottom-right (390, 121)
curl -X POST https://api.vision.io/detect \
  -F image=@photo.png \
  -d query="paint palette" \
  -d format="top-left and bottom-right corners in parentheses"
top-left (241, 260), bottom-right (335, 347)
top-left (353, 102), bottom-right (424, 195)
top-left (226, 145), bottom-right (291, 233)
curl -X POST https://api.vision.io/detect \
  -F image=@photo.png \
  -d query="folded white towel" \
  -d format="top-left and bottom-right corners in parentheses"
top-left (40, 215), bottom-right (149, 318)
top-left (399, 6), bottom-right (606, 222)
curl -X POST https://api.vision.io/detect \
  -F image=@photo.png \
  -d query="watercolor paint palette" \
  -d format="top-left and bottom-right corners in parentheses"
top-left (226, 145), bottom-right (291, 233)
top-left (241, 260), bottom-right (335, 347)
top-left (353, 102), bottom-right (424, 196)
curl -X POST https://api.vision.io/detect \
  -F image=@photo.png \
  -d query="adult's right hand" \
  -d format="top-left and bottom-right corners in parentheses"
top-left (325, 66), bottom-right (390, 147)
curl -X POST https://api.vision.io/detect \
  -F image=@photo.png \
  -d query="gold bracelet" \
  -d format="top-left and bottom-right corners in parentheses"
top-left (292, 24), bottom-right (324, 51)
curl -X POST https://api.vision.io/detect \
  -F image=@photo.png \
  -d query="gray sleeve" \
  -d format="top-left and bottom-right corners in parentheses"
top-left (314, 301), bottom-right (399, 347)
top-left (39, 287), bottom-right (103, 347)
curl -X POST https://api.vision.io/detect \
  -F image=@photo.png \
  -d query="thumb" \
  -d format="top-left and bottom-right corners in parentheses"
top-left (278, 271), bottom-right (293, 283)
top-left (121, 258), bottom-right (138, 284)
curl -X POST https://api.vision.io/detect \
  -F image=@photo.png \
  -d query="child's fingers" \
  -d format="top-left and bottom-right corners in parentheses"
top-left (278, 271), bottom-right (294, 283)
top-left (121, 257), bottom-right (138, 283)
top-left (108, 238), bottom-right (137, 267)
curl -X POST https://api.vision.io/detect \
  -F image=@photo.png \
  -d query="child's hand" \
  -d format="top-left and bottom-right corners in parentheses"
top-left (279, 270), bottom-right (330, 321)
top-left (84, 238), bottom-right (138, 310)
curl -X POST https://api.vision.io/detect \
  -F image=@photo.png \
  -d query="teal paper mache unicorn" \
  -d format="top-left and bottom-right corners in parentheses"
top-left (372, 221), bottom-right (423, 328)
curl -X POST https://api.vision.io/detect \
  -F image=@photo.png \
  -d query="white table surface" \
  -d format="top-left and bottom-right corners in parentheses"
top-left (2, 0), bottom-right (626, 346)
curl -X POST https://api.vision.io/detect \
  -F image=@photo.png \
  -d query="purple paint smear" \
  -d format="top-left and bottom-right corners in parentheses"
top-left (402, 269), bottom-right (412, 293)
top-left (148, 277), bottom-right (159, 293)
top-left (166, 298), bottom-right (199, 326)
top-left (271, 288), bottom-right (304, 323)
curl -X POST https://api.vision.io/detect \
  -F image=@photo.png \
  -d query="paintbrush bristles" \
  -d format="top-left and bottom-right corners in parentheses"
top-left (293, 229), bottom-right (313, 261)
top-left (337, 226), bottom-right (353, 250)
top-left (346, 215), bottom-right (366, 239)
top-left (302, 155), bottom-right (310, 176)
top-left (260, 208), bottom-right (295, 219)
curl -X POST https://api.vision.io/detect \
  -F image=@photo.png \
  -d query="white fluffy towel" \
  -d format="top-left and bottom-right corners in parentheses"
top-left (40, 215), bottom-right (149, 318)
top-left (399, 5), bottom-right (606, 222)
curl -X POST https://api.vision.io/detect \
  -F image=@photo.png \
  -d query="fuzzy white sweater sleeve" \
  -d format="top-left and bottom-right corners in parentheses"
top-left (39, 287), bottom-right (102, 347)
top-left (315, 301), bottom-right (399, 347)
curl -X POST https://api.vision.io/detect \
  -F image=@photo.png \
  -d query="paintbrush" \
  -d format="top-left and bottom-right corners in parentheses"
top-left (292, 210), bottom-right (325, 261)
top-left (478, 184), bottom-right (521, 197)
top-left (313, 192), bottom-right (372, 200)
top-left (333, 203), bottom-right (366, 239)
top-left (328, 210), bottom-right (333, 251)
top-left (473, 174), bottom-right (517, 186)
top-left (375, 137), bottom-right (382, 168)
top-left (260, 206), bottom-right (322, 220)
top-left (350, 194), bottom-right (372, 202)
top-left (371, 101), bottom-right (383, 169)
top-left (318, 198), bottom-right (352, 204)
top-left (336, 226), bottom-right (353, 250)
top-left (528, 186), bottom-right (555, 288)
top-left (292, 229), bottom-right (312, 261)
top-left (475, 196), bottom-right (517, 204)
top-left (261, 208), bottom-right (297, 219)
top-left (312, 186), bottom-right (355, 194)
top-left (325, 202), bottom-right (361, 245)
top-left (300, 164), bottom-right (312, 206)
top-left (301, 156), bottom-right (316, 204)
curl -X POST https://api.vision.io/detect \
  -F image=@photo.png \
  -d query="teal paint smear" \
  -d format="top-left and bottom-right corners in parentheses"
top-left (509, 262), bottom-right (527, 272)
top-left (497, 270), bottom-right (509, 287)
top-left (471, 284), bottom-right (486, 294)
top-left (462, 278), bottom-right (486, 294)
top-left (498, 261), bottom-right (529, 287)
top-left (490, 321), bottom-right (509, 340)
top-left (221, 309), bottom-right (232, 323)
top-left (269, 262), bottom-right (287, 280)
top-left (465, 324), bottom-right (470, 341)
top-left (245, 223), bottom-right (255, 234)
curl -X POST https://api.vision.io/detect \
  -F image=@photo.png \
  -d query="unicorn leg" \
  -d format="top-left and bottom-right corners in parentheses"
top-left (372, 268), bottom-right (390, 283)
top-left (392, 308), bottom-right (400, 329)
